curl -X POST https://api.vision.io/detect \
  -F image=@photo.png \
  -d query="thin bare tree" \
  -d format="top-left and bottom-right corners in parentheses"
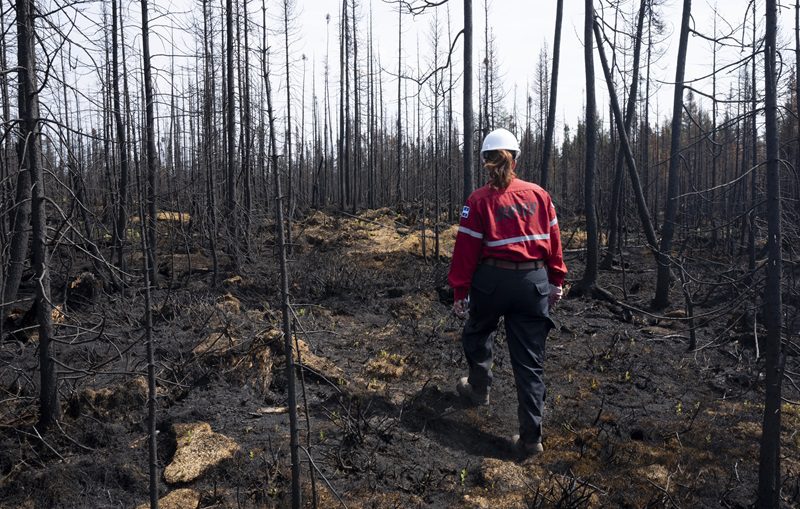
top-left (226, 0), bottom-right (240, 268)
top-left (17, 0), bottom-right (58, 430)
top-left (2, 14), bottom-right (32, 320)
top-left (140, 0), bottom-right (160, 504)
top-left (263, 2), bottom-right (301, 505)
top-left (757, 0), bottom-right (784, 505)
top-left (599, 0), bottom-right (650, 270)
top-left (397, 3), bottom-right (404, 202)
top-left (539, 0), bottom-right (563, 188)
top-left (463, 0), bottom-right (474, 201)
top-left (111, 0), bottom-right (129, 274)
top-left (283, 0), bottom-right (296, 247)
top-left (573, 0), bottom-right (599, 294)
top-left (653, 0), bottom-right (691, 309)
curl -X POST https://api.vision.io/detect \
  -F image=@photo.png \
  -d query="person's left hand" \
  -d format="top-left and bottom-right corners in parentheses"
top-left (453, 299), bottom-right (468, 319)
top-left (548, 284), bottom-right (563, 309)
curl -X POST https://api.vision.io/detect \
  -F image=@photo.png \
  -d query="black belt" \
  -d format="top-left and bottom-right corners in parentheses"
top-left (482, 258), bottom-right (545, 270)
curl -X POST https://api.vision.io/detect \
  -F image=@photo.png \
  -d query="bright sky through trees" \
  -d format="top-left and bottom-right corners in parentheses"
top-left (59, 0), bottom-right (785, 147)
top-left (295, 0), bottom-right (770, 128)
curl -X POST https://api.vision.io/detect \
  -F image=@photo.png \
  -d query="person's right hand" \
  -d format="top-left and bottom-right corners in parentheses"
top-left (548, 284), bottom-right (563, 309)
top-left (453, 299), bottom-right (468, 319)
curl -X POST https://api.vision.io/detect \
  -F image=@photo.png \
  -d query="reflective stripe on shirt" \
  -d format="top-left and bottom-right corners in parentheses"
top-left (484, 233), bottom-right (550, 247)
top-left (550, 218), bottom-right (558, 227)
top-left (458, 226), bottom-right (484, 239)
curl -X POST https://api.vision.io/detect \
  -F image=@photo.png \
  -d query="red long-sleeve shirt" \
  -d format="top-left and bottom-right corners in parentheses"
top-left (448, 178), bottom-right (567, 301)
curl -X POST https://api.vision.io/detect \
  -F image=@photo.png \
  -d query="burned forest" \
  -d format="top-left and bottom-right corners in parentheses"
top-left (0, 0), bottom-right (799, 508)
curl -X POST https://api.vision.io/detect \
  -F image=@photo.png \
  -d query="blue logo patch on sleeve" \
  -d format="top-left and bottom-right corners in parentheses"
top-left (461, 206), bottom-right (470, 219)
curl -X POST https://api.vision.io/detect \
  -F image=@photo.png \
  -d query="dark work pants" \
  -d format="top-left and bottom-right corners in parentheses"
top-left (462, 264), bottom-right (554, 445)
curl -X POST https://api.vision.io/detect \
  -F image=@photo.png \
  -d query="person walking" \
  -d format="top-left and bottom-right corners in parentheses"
top-left (448, 128), bottom-right (567, 458)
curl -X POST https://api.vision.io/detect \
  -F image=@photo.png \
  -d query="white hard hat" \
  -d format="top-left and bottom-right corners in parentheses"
top-left (480, 128), bottom-right (520, 161)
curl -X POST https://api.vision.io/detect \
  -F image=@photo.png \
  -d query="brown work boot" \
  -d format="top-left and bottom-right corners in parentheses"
top-left (512, 435), bottom-right (543, 459)
top-left (456, 377), bottom-right (490, 406)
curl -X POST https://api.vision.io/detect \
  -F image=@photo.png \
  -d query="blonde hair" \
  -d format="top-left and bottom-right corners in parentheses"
top-left (483, 149), bottom-right (516, 189)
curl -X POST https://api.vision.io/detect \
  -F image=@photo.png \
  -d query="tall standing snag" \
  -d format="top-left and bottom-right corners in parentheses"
top-left (17, 0), bottom-right (57, 430)
top-left (202, 0), bottom-right (220, 285)
top-left (0, 24), bottom-right (11, 249)
top-left (339, 0), bottom-right (348, 209)
top-left (140, 0), bottom-right (160, 505)
top-left (226, 0), bottom-right (239, 269)
top-left (653, 0), bottom-right (691, 309)
top-left (539, 0), bottom-right (563, 189)
top-left (396, 3), bottom-right (404, 202)
top-left (757, 0), bottom-right (784, 505)
top-left (142, 0), bottom-right (158, 287)
top-left (593, 10), bottom-right (657, 256)
top-left (573, 0), bottom-right (599, 294)
top-left (283, 0), bottom-right (295, 247)
top-left (112, 0), bottom-right (129, 274)
top-left (597, 1), bottom-right (651, 269)
top-left (463, 0), bottom-right (474, 202)
top-left (241, 0), bottom-right (254, 256)
top-left (2, 16), bottom-right (32, 321)
top-left (796, 0), bottom-right (800, 217)
top-left (262, 2), bottom-right (301, 505)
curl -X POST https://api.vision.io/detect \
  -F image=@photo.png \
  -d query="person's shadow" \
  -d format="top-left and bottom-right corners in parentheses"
top-left (400, 382), bottom-right (516, 461)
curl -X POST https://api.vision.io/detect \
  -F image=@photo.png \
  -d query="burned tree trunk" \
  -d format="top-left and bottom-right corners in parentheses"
top-left (397, 3), bottom-right (404, 202)
top-left (112, 0), bottom-right (129, 274)
top-left (573, 0), bottom-right (599, 293)
top-left (142, 0), bottom-right (159, 286)
top-left (757, 0), bottom-right (784, 505)
top-left (597, 2), bottom-right (652, 269)
top-left (140, 0), bottom-right (160, 504)
top-left (226, 0), bottom-right (240, 268)
top-left (202, 0), bottom-right (219, 285)
top-left (463, 0), bottom-right (474, 202)
top-left (17, 0), bottom-right (58, 430)
top-left (653, 0), bottom-right (691, 309)
top-left (539, 0), bottom-right (562, 189)
top-left (263, 2), bottom-right (301, 505)
top-left (1, 148), bottom-right (31, 321)
top-left (2, 14), bottom-right (33, 319)
top-left (283, 0), bottom-right (295, 248)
